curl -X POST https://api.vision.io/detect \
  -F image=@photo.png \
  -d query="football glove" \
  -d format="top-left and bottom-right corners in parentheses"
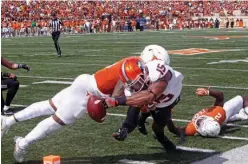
top-left (18, 64), bottom-right (30, 71)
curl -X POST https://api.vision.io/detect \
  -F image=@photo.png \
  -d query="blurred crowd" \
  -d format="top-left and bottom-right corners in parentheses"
top-left (1, 0), bottom-right (248, 37)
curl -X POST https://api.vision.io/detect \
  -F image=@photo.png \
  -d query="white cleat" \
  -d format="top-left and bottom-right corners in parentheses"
top-left (14, 136), bottom-right (28, 163)
top-left (1, 116), bottom-right (9, 138)
top-left (236, 108), bottom-right (248, 120)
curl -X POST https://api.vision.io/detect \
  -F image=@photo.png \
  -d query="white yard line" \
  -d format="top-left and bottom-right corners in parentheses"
top-left (217, 136), bottom-right (248, 141)
top-left (119, 159), bottom-right (155, 164)
top-left (192, 144), bottom-right (248, 164)
top-left (18, 75), bottom-right (74, 80)
top-left (173, 67), bottom-right (248, 72)
top-left (183, 84), bottom-right (248, 90)
top-left (176, 146), bottom-right (216, 153)
top-left (32, 80), bottom-right (73, 85)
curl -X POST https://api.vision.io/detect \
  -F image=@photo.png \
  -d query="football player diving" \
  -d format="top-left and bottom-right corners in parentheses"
top-left (103, 45), bottom-right (185, 152)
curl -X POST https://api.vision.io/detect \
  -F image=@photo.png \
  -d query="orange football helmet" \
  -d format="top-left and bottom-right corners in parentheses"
top-left (119, 57), bottom-right (148, 92)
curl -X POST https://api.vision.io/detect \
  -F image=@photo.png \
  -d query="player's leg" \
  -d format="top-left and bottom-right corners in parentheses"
top-left (13, 74), bottom-right (91, 162)
top-left (150, 97), bottom-right (181, 152)
top-left (223, 95), bottom-right (248, 122)
top-left (14, 114), bottom-right (64, 163)
top-left (52, 32), bottom-right (59, 55)
top-left (137, 111), bottom-right (150, 135)
top-left (112, 106), bottom-right (140, 141)
top-left (1, 100), bottom-right (55, 137)
top-left (1, 93), bottom-right (4, 114)
top-left (2, 78), bottom-right (20, 112)
top-left (55, 31), bottom-right (61, 56)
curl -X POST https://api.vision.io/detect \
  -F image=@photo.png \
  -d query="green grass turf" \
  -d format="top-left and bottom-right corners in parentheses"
top-left (1, 29), bottom-right (248, 164)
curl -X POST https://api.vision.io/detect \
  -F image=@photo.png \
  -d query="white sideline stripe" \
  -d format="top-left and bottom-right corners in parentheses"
top-left (20, 85), bottom-right (29, 88)
top-left (192, 144), bottom-right (248, 164)
top-left (176, 146), bottom-right (216, 153)
top-left (11, 104), bottom-right (28, 107)
top-left (173, 67), bottom-right (248, 72)
top-left (32, 80), bottom-right (72, 85)
top-left (18, 75), bottom-right (74, 80)
top-left (119, 159), bottom-right (155, 164)
top-left (226, 123), bottom-right (248, 128)
top-left (183, 84), bottom-right (248, 90)
top-left (217, 136), bottom-right (248, 141)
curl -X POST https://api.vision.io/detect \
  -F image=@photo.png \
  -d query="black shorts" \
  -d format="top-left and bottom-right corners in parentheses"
top-left (52, 31), bottom-right (60, 41)
top-left (1, 78), bottom-right (19, 91)
top-left (150, 96), bottom-right (180, 126)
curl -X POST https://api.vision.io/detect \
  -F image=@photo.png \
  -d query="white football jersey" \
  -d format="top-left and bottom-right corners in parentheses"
top-left (124, 60), bottom-right (183, 108)
top-left (146, 60), bottom-right (184, 108)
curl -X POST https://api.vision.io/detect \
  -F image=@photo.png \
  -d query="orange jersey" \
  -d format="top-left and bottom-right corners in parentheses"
top-left (185, 106), bottom-right (226, 136)
top-left (94, 58), bottom-right (126, 95)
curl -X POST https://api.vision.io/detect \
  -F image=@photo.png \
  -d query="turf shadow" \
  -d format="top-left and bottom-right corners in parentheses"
top-left (23, 149), bottom-right (218, 164)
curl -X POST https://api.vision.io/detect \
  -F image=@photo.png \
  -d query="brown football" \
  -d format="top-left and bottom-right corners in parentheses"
top-left (87, 95), bottom-right (106, 123)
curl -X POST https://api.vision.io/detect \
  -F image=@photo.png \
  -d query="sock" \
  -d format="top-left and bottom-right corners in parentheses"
top-left (244, 107), bottom-right (248, 114)
top-left (122, 106), bottom-right (140, 133)
top-left (6, 115), bottom-right (16, 127)
top-left (14, 100), bottom-right (55, 122)
top-left (3, 105), bottom-right (10, 111)
top-left (19, 116), bottom-right (62, 149)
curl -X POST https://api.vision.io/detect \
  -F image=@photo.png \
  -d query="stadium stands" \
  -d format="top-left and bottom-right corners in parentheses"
top-left (1, 0), bottom-right (248, 37)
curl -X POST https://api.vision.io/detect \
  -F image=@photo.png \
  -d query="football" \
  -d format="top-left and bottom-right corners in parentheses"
top-left (87, 95), bottom-right (106, 123)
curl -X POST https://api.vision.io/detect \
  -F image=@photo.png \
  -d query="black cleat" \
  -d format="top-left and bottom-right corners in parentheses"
top-left (137, 123), bottom-right (148, 135)
top-left (112, 127), bottom-right (128, 141)
top-left (161, 138), bottom-right (177, 152)
top-left (152, 132), bottom-right (176, 152)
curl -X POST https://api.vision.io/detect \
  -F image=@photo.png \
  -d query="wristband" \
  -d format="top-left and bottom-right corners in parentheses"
top-left (1, 72), bottom-right (10, 78)
top-left (18, 64), bottom-right (23, 68)
top-left (116, 96), bottom-right (127, 105)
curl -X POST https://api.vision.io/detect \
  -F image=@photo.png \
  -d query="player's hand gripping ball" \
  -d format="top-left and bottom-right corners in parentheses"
top-left (87, 95), bottom-right (106, 123)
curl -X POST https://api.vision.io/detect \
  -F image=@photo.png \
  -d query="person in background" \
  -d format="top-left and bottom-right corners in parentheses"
top-left (1, 57), bottom-right (30, 114)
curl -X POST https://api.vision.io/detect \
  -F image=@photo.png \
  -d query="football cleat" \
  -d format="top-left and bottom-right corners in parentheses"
top-left (152, 132), bottom-right (176, 152)
top-left (14, 136), bottom-right (28, 163)
top-left (137, 123), bottom-right (148, 135)
top-left (1, 116), bottom-right (9, 138)
top-left (112, 127), bottom-right (129, 141)
top-left (236, 108), bottom-right (248, 120)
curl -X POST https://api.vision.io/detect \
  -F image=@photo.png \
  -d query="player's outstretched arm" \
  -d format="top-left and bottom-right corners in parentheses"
top-left (196, 87), bottom-right (224, 107)
top-left (1, 57), bottom-right (30, 71)
top-left (111, 80), bottom-right (125, 98)
top-left (104, 81), bottom-right (167, 108)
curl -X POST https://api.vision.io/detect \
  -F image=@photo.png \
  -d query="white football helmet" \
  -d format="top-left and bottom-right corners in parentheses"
top-left (140, 45), bottom-right (170, 65)
top-left (194, 115), bottom-right (221, 137)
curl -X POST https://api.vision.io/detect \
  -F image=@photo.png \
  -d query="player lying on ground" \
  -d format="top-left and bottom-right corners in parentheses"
top-left (102, 56), bottom-right (185, 152)
top-left (183, 87), bottom-right (248, 137)
top-left (111, 45), bottom-right (184, 144)
top-left (1, 56), bottom-right (140, 163)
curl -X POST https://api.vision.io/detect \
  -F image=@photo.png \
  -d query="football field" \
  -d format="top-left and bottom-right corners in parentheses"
top-left (1, 29), bottom-right (248, 164)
